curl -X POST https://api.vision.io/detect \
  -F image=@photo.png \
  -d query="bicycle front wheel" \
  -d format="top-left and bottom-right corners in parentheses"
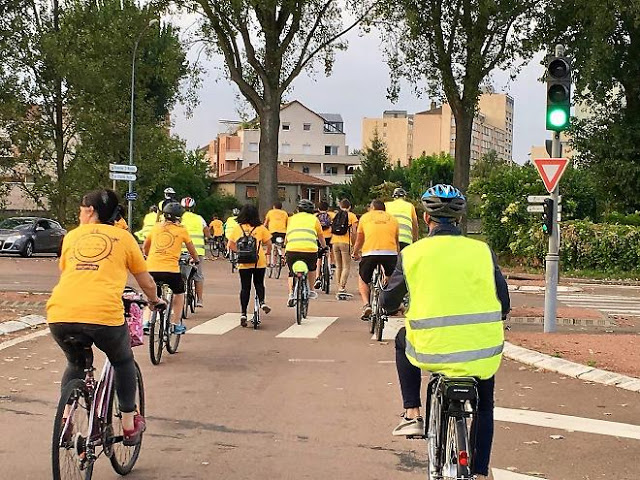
top-left (149, 310), bottom-right (165, 365)
top-left (166, 293), bottom-right (182, 354)
top-left (295, 278), bottom-right (303, 325)
top-left (108, 361), bottom-right (145, 475)
top-left (442, 415), bottom-right (472, 480)
top-left (322, 258), bottom-right (330, 294)
top-left (52, 379), bottom-right (94, 480)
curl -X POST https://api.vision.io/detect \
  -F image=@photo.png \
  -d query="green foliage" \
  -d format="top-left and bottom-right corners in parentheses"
top-left (471, 150), bottom-right (508, 181)
top-left (370, 181), bottom-right (401, 201)
top-left (405, 153), bottom-right (454, 198)
top-left (348, 131), bottom-right (391, 205)
top-left (603, 212), bottom-right (640, 227)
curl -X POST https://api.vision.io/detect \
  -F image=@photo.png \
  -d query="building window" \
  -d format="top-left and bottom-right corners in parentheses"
top-left (278, 186), bottom-right (286, 200)
top-left (302, 166), bottom-right (310, 174)
top-left (246, 186), bottom-right (257, 198)
top-left (324, 145), bottom-right (338, 155)
top-left (281, 143), bottom-right (290, 154)
top-left (325, 166), bottom-right (338, 175)
top-left (282, 123), bottom-right (290, 131)
top-left (303, 123), bottom-right (311, 131)
top-left (249, 142), bottom-right (258, 152)
top-left (302, 144), bottom-right (311, 154)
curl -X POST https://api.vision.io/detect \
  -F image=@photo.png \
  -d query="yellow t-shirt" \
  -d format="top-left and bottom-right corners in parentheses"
top-left (114, 218), bottom-right (128, 230)
top-left (46, 224), bottom-right (147, 326)
top-left (265, 208), bottom-right (289, 234)
top-left (210, 219), bottom-right (224, 237)
top-left (230, 224), bottom-right (271, 269)
top-left (332, 211), bottom-right (358, 245)
top-left (146, 222), bottom-right (192, 273)
top-left (357, 210), bottom-right (399, 256)
top-left (317, 211), bottom-right (336, 239)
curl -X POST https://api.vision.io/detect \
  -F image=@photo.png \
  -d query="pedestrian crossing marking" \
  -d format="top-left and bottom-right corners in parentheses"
top-left (558, 294), bottom-right (640, 316)
top-left (493, 469), bottom-right (545, 480)
top-left (188, 313), bottom-right (241, 335)
top-left (371, 317), bottom-right (404, 341)
top-left (276, 316), bottom-right (338, 339)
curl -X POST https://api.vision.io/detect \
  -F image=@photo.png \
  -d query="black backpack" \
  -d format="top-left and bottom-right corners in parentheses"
top-left (236, 227), bottom-right (259, 264)
top-left (331, 210), bottom-right (350, 235)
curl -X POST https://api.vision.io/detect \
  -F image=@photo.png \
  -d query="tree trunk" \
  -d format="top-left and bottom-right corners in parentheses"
top-left (257, 99), bottom-right (280, 218)
top-left (452, 109), bottom-right (474, 233)
top-left (53, 0), bottom-right (67, 222)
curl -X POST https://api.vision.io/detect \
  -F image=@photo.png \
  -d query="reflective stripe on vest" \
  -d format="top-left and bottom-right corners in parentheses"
top-left (386, 199), bottom-right (414, 245)
top-left (285, 213), bottom-right (318, 252)
top-left (402, 236), bottom-right (504, 380)
top-left (181, 212), bottom-right (205, 256)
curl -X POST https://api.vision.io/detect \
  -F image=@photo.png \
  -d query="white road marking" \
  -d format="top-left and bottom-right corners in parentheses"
top-left (0, 328), bottom-right (50, 351)
top-left (558, 294), bottom-right (640, 316)
top-left (188, 313), bottom-right (241, 335)
top-left (276, 316), bottom-right (338, 339)
top-left (377, 360), bottom-right (395, 364)
top-left (371, 317), bottom-right (404, 341)
top-left (492, 468), bottom-right (545, 480)
top-left (495, 407), bottom-right (640, 440)
top-left (288, 359), bottom-right (336, 363)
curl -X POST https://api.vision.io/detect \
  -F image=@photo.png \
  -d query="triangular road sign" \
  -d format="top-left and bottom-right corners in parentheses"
top-left (533, 158), bottom-right (570, 193)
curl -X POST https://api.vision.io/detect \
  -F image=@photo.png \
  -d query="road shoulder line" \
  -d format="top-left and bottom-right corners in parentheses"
top-left (503, 341), bottom-right (640, 393)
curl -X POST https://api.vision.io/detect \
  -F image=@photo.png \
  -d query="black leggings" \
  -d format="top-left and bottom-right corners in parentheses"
top-left (395, 327), bottom-right (495, 476)
top-left (50, 323), bottom-right (138, 413)
top-left (239, 268), bottom-right (266, 314)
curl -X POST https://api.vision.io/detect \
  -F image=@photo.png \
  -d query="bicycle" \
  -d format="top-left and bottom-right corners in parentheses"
top-left (291, 261), bottom-right (310, 325)
top-left (51, 297), bottom-right (154, 480)
top-left (420, 374), bottom-right (478, 480)
top-left (179, 254), bottom-right (196, 320)
top-left (267, 237), bottom-right (285, 279)
top-left (229, 250), bottom-right (238, 273)
top-left (318, 249), bottom-right (331, 294)
top-left (208, 236), bottom-right (226, 259)
top-left (148, 281), bottom-right (183, 365)
top-left (369, 264), bottom-right (387, 341)
top-left (251, 289), bottom-right (261, 329)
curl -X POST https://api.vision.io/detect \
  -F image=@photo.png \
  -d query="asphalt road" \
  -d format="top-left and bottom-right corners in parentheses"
top-left (1, 257), bottom-right (640, 479)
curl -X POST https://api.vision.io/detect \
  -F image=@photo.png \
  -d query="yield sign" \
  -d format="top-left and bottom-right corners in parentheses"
top-left (533, 158), bottom-right (570, 193)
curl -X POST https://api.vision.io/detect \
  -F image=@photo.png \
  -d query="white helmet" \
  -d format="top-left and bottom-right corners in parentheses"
top-left (181, 197), bottom-right (195, 209)
top-left (164, 187), bottom-right (176, 198)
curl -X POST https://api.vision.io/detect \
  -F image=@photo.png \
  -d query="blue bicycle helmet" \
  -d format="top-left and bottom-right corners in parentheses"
top-left (421, 184), bottom-right (466, 218)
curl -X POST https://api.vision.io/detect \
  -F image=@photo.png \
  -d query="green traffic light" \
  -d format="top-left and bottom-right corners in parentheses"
top-left (548, 108), bottom-right (568, 128)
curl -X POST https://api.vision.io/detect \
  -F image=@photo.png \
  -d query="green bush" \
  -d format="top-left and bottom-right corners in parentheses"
top-left (603, 211), bottom-right (640, 226)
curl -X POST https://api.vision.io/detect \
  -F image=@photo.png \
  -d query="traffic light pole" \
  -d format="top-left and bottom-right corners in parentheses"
top-left (544, 129), bottom-right (562, 333)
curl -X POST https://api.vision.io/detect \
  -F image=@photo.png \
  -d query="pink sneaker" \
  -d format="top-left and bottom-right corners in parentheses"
top-left (122, 414), bottom-right (146, 446)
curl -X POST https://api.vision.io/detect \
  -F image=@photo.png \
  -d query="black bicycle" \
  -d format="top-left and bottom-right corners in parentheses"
top-left (208, 236), bottom-right (226, 258)
top-left (421, 375), bottom-right (478, 480)
top-left (369, 264), bottom-right (387, 341)
top-left (179, 254), bottom-right (196, 320)
top-left (251, 289), bottom-right (261, 329)
top-left (267, 237), bottom-right (286, 279)
top-left (318, 249), bottom-right (331, 294)
top-left (229, 250), bottom-right (238, 273)
top-left (148, 281), bottom-right (183, 365)
top-left (292, 268), bottom-right (309, 325)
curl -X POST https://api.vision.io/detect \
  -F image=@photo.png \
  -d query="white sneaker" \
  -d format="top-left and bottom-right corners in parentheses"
top-left (392, 416), bottom-right (424, 437)
top-left (308, 290), bottom-right (318, 300)
top-left (287, 294), bottom-right (295, 307)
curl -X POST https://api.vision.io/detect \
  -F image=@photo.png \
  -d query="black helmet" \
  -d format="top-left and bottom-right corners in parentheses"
top-left (421, 184), bottom-right (466, 218)
top-left (162, 202), bottom-right (184, 222)
top-left (392, 187), bottom-right (407, 198)
top-left (149, 205), bottom-right (158, 213)
top-left (297, 199), bottom-right (315, 213)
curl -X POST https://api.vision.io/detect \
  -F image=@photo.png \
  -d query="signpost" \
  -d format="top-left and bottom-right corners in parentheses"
top-left (109, 172), bottom-right (137, 182)
top-left (109, 164), bottom-right (138, 174)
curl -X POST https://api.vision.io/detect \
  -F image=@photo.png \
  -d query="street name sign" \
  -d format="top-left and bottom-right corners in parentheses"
top-left (533, 158), bottom-right (569, 193)
top-left (125, 192), bottom-right (138, 201)
top-left (527, 204), bottom-right (562, 213)
top-left (109, 172), bottom-right (137, 182)
top-left (109, 163), bottom-right (138, 174)
top-left (527, 195), bottom-right (561, 204)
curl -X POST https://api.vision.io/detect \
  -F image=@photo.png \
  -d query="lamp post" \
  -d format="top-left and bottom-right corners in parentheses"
top-left (127, 18), bottom-right (159, 228)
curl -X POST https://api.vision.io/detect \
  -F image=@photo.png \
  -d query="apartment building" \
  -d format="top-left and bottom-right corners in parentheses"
top-left (362, 93), bottom-right (514, 166)
top-left (204, 101), bottom-right (361, 184)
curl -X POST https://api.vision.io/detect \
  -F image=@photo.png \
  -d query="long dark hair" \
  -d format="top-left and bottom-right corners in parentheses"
top-left (236, 204), bottom-right (262, 227)
top-left (81, 189), bottom-right (121, 225)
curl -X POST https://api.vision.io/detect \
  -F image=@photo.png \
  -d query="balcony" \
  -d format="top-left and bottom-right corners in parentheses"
top-left (311, 173), bottom-right (355, 185)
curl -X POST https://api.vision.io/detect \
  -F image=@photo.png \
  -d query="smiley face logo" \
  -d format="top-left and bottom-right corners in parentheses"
top-left (74, 233), bottom-right (114, 263)
top-left (155, 231), bottom-right (175, 250)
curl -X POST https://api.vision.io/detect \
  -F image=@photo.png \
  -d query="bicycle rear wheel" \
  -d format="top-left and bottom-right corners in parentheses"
top-left (252, 293), bottom-right (260, 329)
top-left (374, 278), bottom-right (384, 341)
top-left (166, 293), bottom-right (182, 354)
top-left (295, 278), bottom-right (303, 325)
top-left (427, 384), bottom-right (442, 480)
top-left (442, 415), bottom-right (472, 480)
top-left (275, 252), bottom-right (284, 279)
top-left (108, 362), bottom-right (145, 475)
top-left (52, 379), bottom-right (94, 480)
top-left (322, 257), bottom-right (330, 294)
top-left (149, 309), bottom-right (165, 365)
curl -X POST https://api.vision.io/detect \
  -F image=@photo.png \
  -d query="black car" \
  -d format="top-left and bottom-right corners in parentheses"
top-left (0, 217), bottom-right (67, 257)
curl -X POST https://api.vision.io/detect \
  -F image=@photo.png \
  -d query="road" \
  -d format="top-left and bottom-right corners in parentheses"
top-left (1, 256), bottom-right (640, 479)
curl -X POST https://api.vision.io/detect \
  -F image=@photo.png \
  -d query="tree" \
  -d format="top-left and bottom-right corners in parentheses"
top-left (381, 0), bottom-right (541, 196)
top-left (540, 1), bottom-right (640, 211)
top-left (349, 130), bottom-right (391, 205)
top-left (470, 150), bottom-right (508, 180)
top-left (190, 0), bottom-right (378, 216)
top-left (405, 152), bottom-right (454, 198)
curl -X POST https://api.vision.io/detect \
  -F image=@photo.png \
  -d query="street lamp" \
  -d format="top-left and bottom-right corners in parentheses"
top-left (127, 18), bottom-right (159, 229)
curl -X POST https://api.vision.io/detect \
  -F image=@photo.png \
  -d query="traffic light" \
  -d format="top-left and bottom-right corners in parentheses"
top-left (546, 55), bottom-right (571, 131)
top-left (542, 198), bottom-right (554, 235)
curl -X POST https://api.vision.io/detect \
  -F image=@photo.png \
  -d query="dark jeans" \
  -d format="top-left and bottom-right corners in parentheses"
top-left (50, 322), bottom-right (138, 413)
top-left (239, 268), bottom-right (266, 314)
top-left (395, 327), bottom-right (495, 476)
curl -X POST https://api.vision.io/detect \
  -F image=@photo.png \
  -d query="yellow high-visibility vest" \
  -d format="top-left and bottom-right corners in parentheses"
top-left (402, 235), bottom-right (504, 379)
top-left (225, 216), bottom-right (238, 240)
top-left (385, 199), bottom-right (414, 245)
top-left (181, 211), bottom-right (205, 256)
top-left (135, 213), bottom-right (157, 242)
top-left (285, 213), bottom-right (319, 253)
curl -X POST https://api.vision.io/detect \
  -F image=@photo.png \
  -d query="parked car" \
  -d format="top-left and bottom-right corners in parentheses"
top-left (0, 217), bottom-right (66, 257)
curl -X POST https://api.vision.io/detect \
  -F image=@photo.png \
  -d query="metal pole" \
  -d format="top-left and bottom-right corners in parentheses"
top-left (127, 39), bottom-right (138, 230)
top-left (543, 44), bottom-right (564, 333)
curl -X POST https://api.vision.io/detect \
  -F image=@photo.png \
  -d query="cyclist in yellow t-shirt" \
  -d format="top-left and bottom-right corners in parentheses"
top-left (143, 203), bottom-right (199, 333)
top-left (228, 204), bottom-right (273, 327)
top-left (352, 199), bottom-right (399, 320)
top-left (47, 189), bottom-right (165, 446)
top-left (264, 201), bottom-right (289, 267)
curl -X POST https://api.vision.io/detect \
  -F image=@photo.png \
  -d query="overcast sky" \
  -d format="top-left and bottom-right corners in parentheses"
top-left (170, 25), bottom-right (549, 165)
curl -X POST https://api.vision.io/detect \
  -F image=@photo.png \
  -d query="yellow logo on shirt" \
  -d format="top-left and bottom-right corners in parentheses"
top-left (73, 232), bottom-right (115, 264)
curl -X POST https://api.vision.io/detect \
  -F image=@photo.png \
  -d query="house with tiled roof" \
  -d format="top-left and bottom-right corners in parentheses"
top-left (213, 163), bottom-right (332, 212)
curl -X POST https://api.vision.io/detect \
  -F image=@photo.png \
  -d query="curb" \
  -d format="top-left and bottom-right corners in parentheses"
top-left (0, 314), bottom-right (47, 335)
top-left (503, 342), bottom-right (640, 393)
top-left (505, 272), bottom-right (640, 287)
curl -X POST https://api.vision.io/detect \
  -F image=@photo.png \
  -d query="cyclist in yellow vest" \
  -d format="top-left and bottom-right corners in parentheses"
top-left (385, 187), bottom-right (418, 250)
top-left (180, 197), bottom-right (209, 307)
top-left (381, 184), bottom-right (510, 480)
top-left (225, 208), bottom-right (240, 240)
top-left (284, 199), bottom-right (326, 307)
top-left (135, 205), bottom-right (158, 242)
